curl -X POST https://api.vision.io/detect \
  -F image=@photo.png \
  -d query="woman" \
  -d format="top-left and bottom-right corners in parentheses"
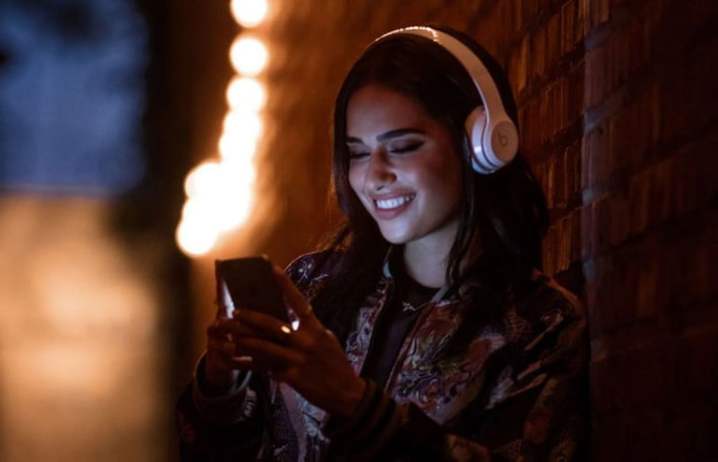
top-left (177, 25), bottom-right (589, 461)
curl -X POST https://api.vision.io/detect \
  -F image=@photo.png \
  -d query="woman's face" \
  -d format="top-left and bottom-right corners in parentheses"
top-left (346, 84), bottom-right (463, 247)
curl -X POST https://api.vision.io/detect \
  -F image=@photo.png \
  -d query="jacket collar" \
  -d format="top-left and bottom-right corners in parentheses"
top-left (380, 245), bottom-right (453, 305)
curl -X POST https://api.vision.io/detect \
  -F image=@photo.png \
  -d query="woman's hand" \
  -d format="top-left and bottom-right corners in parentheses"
top-left (210, 266), bottom-right (367, 418)
top-left (204, 312), bottom-right (253, 395)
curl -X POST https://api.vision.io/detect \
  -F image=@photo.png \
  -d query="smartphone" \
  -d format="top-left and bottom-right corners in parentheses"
top-left (215, 256), bottom-right (289, 322)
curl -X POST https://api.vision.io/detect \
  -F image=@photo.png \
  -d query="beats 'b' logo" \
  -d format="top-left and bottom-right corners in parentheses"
top-left (498, 130), bottom-right (509, 147)
top-left (492, 121), bottom-right (517, 160)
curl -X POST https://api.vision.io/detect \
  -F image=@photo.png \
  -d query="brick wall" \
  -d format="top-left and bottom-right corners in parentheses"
top-left (199, 1), bottom-right (718, 459)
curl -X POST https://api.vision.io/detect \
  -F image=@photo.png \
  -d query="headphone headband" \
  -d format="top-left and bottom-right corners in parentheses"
top-left (372, 26), bottom-right (519, 174)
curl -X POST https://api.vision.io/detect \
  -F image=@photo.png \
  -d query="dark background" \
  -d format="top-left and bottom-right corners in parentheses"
top-left (0, 0), bottom-right (716, 460)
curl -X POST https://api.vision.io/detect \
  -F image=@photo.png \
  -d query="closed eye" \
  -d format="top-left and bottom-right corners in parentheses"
top-left (348, 150), bottom-right (369, 160)
top-left (390, 141), bottom-right (424, 154)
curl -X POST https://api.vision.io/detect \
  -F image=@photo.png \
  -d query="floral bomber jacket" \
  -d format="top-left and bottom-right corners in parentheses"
top-left (176, 250), bottom-right (589, 461)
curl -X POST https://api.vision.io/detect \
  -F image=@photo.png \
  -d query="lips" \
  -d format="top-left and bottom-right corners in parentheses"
top-left (370, 193), bottom-right (415, 220)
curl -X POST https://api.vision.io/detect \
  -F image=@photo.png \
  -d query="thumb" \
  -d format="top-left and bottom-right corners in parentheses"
top-left (272, 265), bottom-right (319, 328)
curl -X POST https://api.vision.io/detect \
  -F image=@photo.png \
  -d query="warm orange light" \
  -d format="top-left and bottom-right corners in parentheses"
top-left (226, 76), bottom-right (266, 111)
top-left (230, 0), bottom-right (269, 28)
top-left (176, 217), bottom-right (218, 256)
top-left (229, 36), bottom-right (268, 76)
top-left (184, 161), bottom-right (221, 198)
top-left (176, 6), bottom-right (273, 257)
top-left (218, 133), bottom-right (258, 162)
top-left (179, 155), bottom-right (256, 246)
top-left (223, 110), bottom-right (263, 141)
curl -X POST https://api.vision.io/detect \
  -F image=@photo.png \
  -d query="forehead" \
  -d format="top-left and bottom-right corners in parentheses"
top-left (345, 85), bottom-right (435, 139)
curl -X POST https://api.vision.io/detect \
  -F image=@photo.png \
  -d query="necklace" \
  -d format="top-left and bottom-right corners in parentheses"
top-left (401, 301), bottom-right (421, 313)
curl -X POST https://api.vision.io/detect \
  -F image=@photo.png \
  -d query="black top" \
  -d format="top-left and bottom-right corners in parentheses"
top-left (360, 254), bottom-right (439, 388)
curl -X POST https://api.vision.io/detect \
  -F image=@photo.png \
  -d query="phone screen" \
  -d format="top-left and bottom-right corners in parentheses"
top-left (215, 256), bottom-right (288, 322)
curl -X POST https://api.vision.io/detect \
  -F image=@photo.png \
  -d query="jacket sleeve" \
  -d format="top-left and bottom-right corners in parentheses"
top-left (324, 295), bottom-right (589, 462)
top-left (175, 355), bottom-right (268, 461)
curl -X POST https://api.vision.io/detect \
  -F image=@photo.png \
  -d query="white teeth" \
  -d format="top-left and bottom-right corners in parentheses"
top-left (375, 195), bottom-right (414, 210)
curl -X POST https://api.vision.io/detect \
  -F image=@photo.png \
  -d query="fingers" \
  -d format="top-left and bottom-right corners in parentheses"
top-left (210, 312), bottom-right (312, 353)
top-left (272, 266), bottom-right (319, 327)
top-left (233, 336), bottom-right (304, 372)
top-left (233, 309), bottom-right (314, 349)
top-left (207, 319), bottom-right (254, 339)
top-left (205, 312), bottom-right (306, 381)
top-left (234, 335), bottom-right (303, 362)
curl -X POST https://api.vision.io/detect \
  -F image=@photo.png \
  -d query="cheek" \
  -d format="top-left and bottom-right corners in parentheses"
top-left (348, 165), bottom-right (371, 210)
top-left (413, 157), bottom-right (461, 195)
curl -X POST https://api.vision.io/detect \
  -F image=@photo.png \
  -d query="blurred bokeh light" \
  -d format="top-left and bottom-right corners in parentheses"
top-left (176, 3), bottom-right (270, 258)
top-left (230, 0), bottom-right (269, 28)
top-left (226, 76), bottom-right (267, 111)
top-left (229, 35), bottom-right (269, 76)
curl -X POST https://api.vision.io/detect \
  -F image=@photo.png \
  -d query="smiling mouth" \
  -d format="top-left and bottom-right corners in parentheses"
top-left (373, 194), bottom-right (415, 211)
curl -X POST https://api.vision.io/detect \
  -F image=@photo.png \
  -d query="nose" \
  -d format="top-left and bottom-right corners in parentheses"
top-left (365, 149), bottom-right (396, 192)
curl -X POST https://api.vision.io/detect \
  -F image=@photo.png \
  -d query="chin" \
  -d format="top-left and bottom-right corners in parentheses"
top-left (378, 227), bottom-right (416, 245)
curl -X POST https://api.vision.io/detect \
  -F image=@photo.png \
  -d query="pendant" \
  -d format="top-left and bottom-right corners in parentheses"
top-left (401, 301), bottom-right (420, 313)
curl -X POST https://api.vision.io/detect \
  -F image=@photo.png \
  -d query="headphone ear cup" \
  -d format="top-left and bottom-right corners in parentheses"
top-left (465, 106), bottom-right (490, 174)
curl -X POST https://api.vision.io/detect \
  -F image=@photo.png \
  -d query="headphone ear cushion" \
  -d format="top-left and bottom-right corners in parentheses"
top-left (465, 106), bottom-right (490, 174)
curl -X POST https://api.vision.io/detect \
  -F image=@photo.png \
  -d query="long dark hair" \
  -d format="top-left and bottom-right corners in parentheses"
top-left (312, 26), bottom-right (549, 343)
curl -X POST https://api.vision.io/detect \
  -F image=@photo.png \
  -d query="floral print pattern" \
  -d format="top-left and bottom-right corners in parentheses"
top-left (177, 249), bottom-right (589, 461)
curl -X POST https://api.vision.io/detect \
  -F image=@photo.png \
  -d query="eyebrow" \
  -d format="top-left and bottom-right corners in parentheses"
top-left (346, 128), bottom-right (426, 144)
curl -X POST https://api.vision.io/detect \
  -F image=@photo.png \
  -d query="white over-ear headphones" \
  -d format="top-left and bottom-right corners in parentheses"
top-left (373, 26), bottom-right (519, 174)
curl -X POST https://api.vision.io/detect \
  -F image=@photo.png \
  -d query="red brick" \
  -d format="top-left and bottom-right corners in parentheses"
top-left (674, 326), bottom-right (718, 395)
top-left (559, 212), bottom-right (578, 271)
top-left (627, 167), bottom-right (651, 236)
top-left (518, 106), bottom-right (529, 149)
top-left (665, 398), bottom-right (718, 460)
top-left (546, 12), bottom-right (561, 67)
top-left (529, 23), bottom-right (547, 80)
top-left (508, 36), bottom-right (529, 97)
top-left (563, 141), bottom-right (581, 206)
top-left (648, 155), bottom-right (674, 223)
top-left (626, 133), bottom-right (718, 238)
top-left (552, 148), bottom-right (566, 208)
top-left (586, 44), bottom-right (611, 109)
top-left (656, 17), bottom-right (718, 143)
top-left (591, 340), bottom-right (678, 412)
top-left (560, 0), bottom-right (577, 55)
top-left (576, 0), bottom-right (592, 43)
top-left (525, 97), bottom-right (541, 150)
top-left (623, 409), bottom-right (671, 461)
top-left (579, 202), bottom-right (596, 259)
top-left (508, 0), bottom-right (525, 35)
top-left (606, 87), bottom-right (656, 176)
top-left (660, 211), bottom-right (718, 310)
top-left (623, 18), bottom-right (649, 82)
top-left (540, 83), bottom-right (557, 142)
top-left (635, 250), bottom-right (660, 319)
top-left (589, 0), bottom-right (611, 29)
top-left (545, 152), bottom-right (557, 209)
top-left (542, 225), bottom-right (558, 274)
top-left (539, 85), bottom-right (553, 145)
top-left (567, 61), bottom-right (584, 125)
top-left (606, 192), bottom-right (631, 247)
top-left (580, 121), bottom-right (610, 191)
top-left (569, 208), bottom-right (583, 262)
top-left (522, 0), bottom-right (542, 29)
top-left (591, 413), bottom-right (631, 461)
top-left (549, 80), bottom-right (564, 138)
top-left (584, 252), bottom-right (639, 331)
